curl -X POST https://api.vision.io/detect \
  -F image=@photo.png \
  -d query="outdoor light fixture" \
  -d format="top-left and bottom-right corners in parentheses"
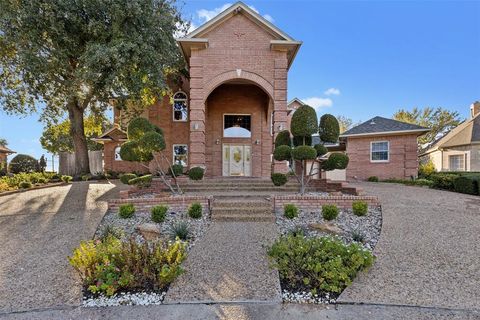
top-left (255, 139), bottom-right (260, 145)
top-left (193, 123), bottom-right (199, 130)
top-left (215, 139), bottom-right (220, 145)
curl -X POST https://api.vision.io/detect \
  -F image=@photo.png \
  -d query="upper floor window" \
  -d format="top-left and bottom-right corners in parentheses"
top-left (370, 141), bottom-right (389, 162)
top-left (224, 114), bottom-right (251, 138)
top-left (449, 154), bottom-right (465, 171)
top-left (173, 91), bottom-right (188, 122)
top-left (114, 146), bottom-right (122, 161)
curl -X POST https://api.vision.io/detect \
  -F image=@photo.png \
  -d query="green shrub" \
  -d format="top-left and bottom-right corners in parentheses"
top-left (128, 175), bottom-right (152, 188)
top-left (169, 164), bottom-right (184, 177)
top-left (319, 114), bottom-right (340, 143)
top-left (352, 201), bottom-right (368, 216)
top-left (268, 235), bottom-right (374, 294)
top-left (81, 174), bottom-right (91, 181)
top-left (168, 221), bottom-right (190, 240)
top-left (430, 173), bottom-right (459, 190)
top-left (284, 204), bottom-right (298, 219)
top-left (314, 144), bottom-right (328, 157)
top-left (119, 203), bottom-right (135, 219)
top-left (8, 154), bottom-right (39, 174)
top-left (322, 153), bottom-right (349, 171)
top-left (322, 204), bottom-right (339, 221)
top-left (69, 237), bottom-right (186, 297)
top-left (18, 181), bottom-right (32, 189)
top-left (188, 167), bottom-right (204, 180)
top-left (273, 145), bottom-right (292, 161)
top-left (292, 145), bottom-right (317, 160)
top-left (453, 176), bottom-right (479, 195)
top-left (367, 176), bottom-right (379, 182)
top-left (290, 105), bottom-right (318, 137)
top-left (293, 135), bottom-right (312, 147)
top-left (413, 178), bottom-right (434, 187)
top-left (271, 173), bottom-right (288, 186)
top-left (120, 173), bottom-right (137, 185)
top-left (419, 160), bottom-right (436, 178)
top-left (188, 202), bottom-right (202, 219)
top-left (275, 130), bottom-right (292, 147)
top-left (151, 205), bottom-right (168, 223)
top-left (37, 177), bottom-right (47, 184)
top-left (61, 175), bottom-right (73, 183)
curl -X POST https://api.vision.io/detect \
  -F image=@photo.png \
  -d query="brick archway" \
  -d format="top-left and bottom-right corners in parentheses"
top-left (203, 70), bottom-right (274, 102)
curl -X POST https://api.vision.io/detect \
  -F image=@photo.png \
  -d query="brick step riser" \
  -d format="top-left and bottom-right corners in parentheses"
top-left (212, 202), bottom-right (271, 208)
top-left (183, 187), bottom-right (299, 192)
top-left (212, 216), bottom-right (275, 222)
top-left (182, 182), bottom-right (299, 186)
top-left (212, 209), bottom-right (272, 215)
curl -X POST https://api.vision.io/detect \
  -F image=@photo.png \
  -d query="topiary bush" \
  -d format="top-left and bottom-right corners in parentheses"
top-left (169, 164), bottom-right (183, 177)
top-left (151, 205), bottom-right (168, 223)
top-left (352, 201), bottom-right (368, 216)
top-left (268, 234), bottom-right (374, 295)
top-left (18, 181), bottom-right (32, 189)
top-left (61, 175), bottom-right (73, 183)
top-left (8, 154), bottom-right (39, 174)
top-left (292, 145), bottom-right (317, 160)
top-left (275, 130), bottom-right (292, 148)
top-left (188, 167), bottom-right (204, 181)
top-left (128, 175), bottom-right (152, 188)
top-left (271, 173), bottom-right (288, 186)
top-left (314, 144), bottom-right (328, 157)
top-left (319, 114), bottom-right (340, 143)
top-left (453, 176), bottom-right (479, 195)
top-left (188, 202), bottom-right (202, 219)
top-left (284, 204), bottom-right (298, 219)
top-left (273, 145), bottom-right (292, 161)
top-left (119, 203), bottom-right (135, 219)
top-left (290, 105), bottom-right (318, 138)
top-left (322, 153), bottom-right (349, 171)
top-left (293, 135), bottom-right (312, 147)
top-left (322, 204), bottom-right (339, 221)
top-left (120, 173), bottom-right (137, 185)
top-left (367, 176), bottom-right (379, 182)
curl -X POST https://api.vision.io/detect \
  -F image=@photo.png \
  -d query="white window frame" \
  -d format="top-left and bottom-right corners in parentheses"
top-left (172, 91), bottom-right (188, 122)
top-left (448, 154), bottom-right (465, 171)
top-left (114, 146), bottom-right (122, 161)
top-left (172, 144), bottom-right (188, 166)
top-left (223, 113), bottom-right (252, 138)
top-left (370, 141), bottom-right (389, 163)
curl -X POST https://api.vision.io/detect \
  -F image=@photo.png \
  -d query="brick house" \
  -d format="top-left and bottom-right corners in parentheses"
top-left (0, 145), bottom-right (15, 172)
top-left (340, 117), bottom-right (429, 180)
top-left (98, 2), bottom-right (302, 177)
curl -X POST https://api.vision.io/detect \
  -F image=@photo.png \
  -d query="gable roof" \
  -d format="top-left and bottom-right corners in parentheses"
top-left (93, 126), bottom-right (127, 143)
top-left (177, 2), bottom-right (301, 69)
top-left (422, 112), bottom-right (480, 154)
top-left (0, 145), bottom-right (15, 154)
top-left (340, 116), bottom-right (429, 138)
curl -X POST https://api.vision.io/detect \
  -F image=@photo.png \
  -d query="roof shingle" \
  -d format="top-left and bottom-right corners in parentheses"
top-left (340, 116), bottom-right (429, 137)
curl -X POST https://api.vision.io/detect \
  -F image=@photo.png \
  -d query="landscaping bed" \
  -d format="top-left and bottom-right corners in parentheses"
top-left (73, 200), bottom-right (211, 307)
top-left (270, 200), bottom-right (381, 305)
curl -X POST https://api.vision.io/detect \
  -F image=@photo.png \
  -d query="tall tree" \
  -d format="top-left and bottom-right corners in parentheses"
top-left (40, 114), bottom-right (111, 154)
top-left (0, 0), bottom-right (187, 176)
top-left (393, 107), bottom-right (462, 150)
top-left (336, 115), bottom-right (358, 134)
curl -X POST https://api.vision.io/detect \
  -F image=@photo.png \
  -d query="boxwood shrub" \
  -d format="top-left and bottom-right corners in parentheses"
top-left (284, 204), bottom-right (298, 219)
top-left (453, 176), bottom-right (479, 195)
top-left (322, 204), bottom-right (339, 221)
top-left (119, 203), bottom-right (135, 219)
top-left (151, 205), bottom-right (168, 223)
top-left (188, 202), bottom-right (202, 219)
top-left (188, 167), bottom-right (204, 181)
top-left (367, 176), bottom-right (379, 182)
top-left (169, 164), bottom-right (184, 177)
top-left (271, 173), bottom-right (288, 186)
top-left (430, 173), bottom-right (458, 191)
top-left (120, 173), bottom-right (137, 185)
top-left (352, 201), bottom-right (368, 216)
top-left (18, 181), bottom-right (32, 189)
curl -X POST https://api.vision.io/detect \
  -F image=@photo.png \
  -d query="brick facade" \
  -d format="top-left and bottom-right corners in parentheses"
top-left (346, 134), bottom-right (419, 180)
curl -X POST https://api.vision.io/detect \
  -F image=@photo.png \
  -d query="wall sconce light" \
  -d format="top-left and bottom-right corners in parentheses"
top-left (255, 139), bottom-right (260, 145)
top-left (215, 139), bottom-right (220, 145)
top-left (193, 123), bottom-right (199, 130)
top-left (278, 123), bottom-right (284, 131)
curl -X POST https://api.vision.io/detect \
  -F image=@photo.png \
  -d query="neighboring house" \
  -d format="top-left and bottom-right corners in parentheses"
top-left (340, 117), bottom-right (429, 180)
top-left (0, 145), bottom-right (15, 170)
top-left (97, 2), bottom-right (302, 177)
top-left (420, 101), bottom-right (480, 172)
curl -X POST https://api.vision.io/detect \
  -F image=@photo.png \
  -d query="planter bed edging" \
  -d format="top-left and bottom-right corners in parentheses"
top-left (272, 195), bottom-right (379, 211)
top-left (108, 195), bottom-right (212, 213)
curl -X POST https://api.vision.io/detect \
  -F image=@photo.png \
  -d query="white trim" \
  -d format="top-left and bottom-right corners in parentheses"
top-left (172, 90), bottom-right (188, 122)
top-left (172, 144), bottom-right (188, 166)
top-left (340, 128), bottom-right (429, 138)
top-left (370, 141), bottom-right (390, 163)
top-left (223, 113), bottom-right (252, 138)
top-left (114, 146), bottom-right (122, 161)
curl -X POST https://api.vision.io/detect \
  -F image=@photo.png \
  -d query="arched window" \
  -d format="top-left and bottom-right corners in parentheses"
top-left (173, 91), bottom-right (188, 121)
top-left (114, 146), bottom-right (121, 161)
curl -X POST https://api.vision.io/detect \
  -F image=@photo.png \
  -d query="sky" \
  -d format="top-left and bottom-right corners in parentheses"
top-left (0, 0), bottom-right (479, 170)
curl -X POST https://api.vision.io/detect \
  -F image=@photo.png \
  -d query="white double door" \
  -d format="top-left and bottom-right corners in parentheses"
top-left (222, 144), bottom-right (251, 176)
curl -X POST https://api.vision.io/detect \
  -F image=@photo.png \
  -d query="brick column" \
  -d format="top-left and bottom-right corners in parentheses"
top-left (273, 57), bottom-right (289, 174)
top-left (189, 52), bottom-right (206, 169)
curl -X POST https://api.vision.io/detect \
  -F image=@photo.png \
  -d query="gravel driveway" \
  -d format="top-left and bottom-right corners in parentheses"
top-left (339, 182), bottom-right (480, 311)
top-left (0, 181), bottom-right (128, 313)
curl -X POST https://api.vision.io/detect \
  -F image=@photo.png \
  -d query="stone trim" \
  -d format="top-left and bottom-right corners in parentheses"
top-left (108, 195), bottom-right (212, 214)
top-left (272, 195), bottom-right (379, 211)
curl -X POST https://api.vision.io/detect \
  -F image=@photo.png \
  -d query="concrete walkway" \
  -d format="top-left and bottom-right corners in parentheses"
top-left (165, 222), bottom-right (281, 303)
top-left (339, 182), bottom-right (480, 311)
top-left (0, 181), bottom-right (128, 313)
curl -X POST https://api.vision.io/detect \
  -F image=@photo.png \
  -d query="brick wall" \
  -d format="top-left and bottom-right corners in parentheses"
top-left (108, 195), bottom-right (212, 214)
top-left (346, 134), bottom-right (419, 180)
top-left (273, 195), bottom-right (379, 211)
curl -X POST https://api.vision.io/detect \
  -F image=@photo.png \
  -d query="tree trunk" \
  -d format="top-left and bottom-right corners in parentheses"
top-left (67, 100), bottom-right (90, 177)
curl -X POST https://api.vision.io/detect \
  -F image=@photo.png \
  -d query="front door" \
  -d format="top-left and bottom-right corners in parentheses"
top-left (222, 144), bottom-right (251, 176)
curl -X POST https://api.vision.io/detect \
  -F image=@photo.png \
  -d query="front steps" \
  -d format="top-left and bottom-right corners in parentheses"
top-left (211, 198), bottom-right (274, 222)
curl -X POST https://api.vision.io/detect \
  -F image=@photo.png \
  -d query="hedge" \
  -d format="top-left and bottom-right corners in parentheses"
top-left (453, 176), bottom-right (479, 195)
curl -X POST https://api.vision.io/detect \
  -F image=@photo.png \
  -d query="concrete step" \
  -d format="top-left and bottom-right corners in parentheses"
top-left (183, 186), bottom-right (298, 192)
top-left (212, 207), bottom-right (272, 215)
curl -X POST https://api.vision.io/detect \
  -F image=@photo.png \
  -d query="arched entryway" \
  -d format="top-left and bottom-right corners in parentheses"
top-left (205, 82), bottom-right (273, 177)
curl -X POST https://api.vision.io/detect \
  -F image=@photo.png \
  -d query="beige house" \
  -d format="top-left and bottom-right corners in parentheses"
top-left (421, 101), bottom-right (480, 172)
